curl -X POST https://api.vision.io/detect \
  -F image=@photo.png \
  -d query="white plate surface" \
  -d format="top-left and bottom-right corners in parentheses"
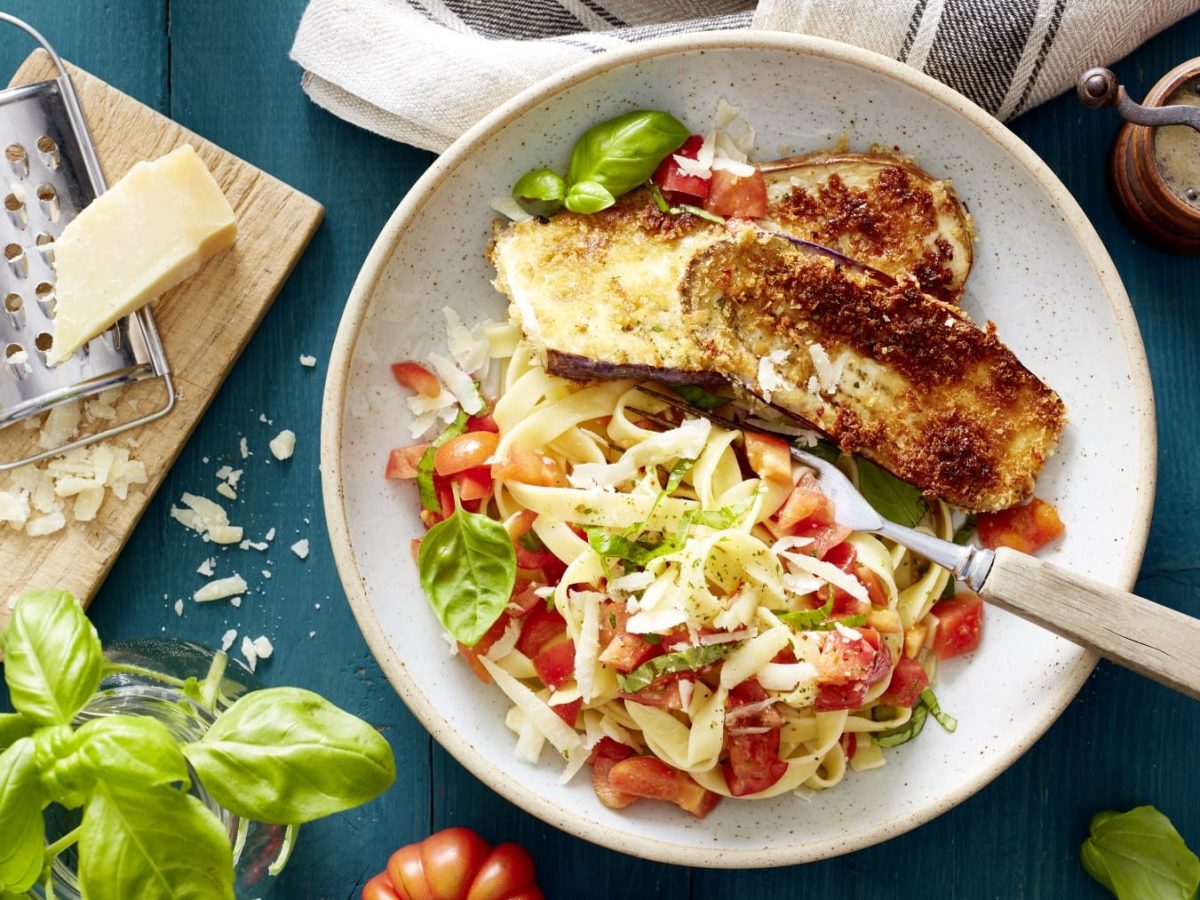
top-left (322, 33), bottom-right (1155, 868)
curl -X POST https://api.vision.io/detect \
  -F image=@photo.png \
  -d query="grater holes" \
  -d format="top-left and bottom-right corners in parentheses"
top-left (5, 342), bottom-right (20, 359)
top-left (33, 332), bottom-right (52, 353)
top-left (5, 243), bottom-right (27, 278)
top-left (35, 282), bottom-right (55, 317)
top-left (36, 136), bottom-right (59, 170)
top-left (34, 231), bottom-right (54, 261)
top-left (5, 342), bottom-right (30, 374)
top-left (35, 183), bottom-right (59, 222)
top-left (4, 293), bottom-right (22, 327)
top-left (5, 191), bottom-right (26, 229)
top-left (5, 143), bottom-right (27, 178)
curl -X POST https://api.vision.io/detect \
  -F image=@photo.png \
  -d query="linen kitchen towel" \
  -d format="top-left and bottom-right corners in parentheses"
top-left (290, 0), bottom-right (1200, 152)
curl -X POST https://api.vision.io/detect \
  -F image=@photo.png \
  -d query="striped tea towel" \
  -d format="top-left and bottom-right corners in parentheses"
top-left (290, 0), bottom-right (1199, 152)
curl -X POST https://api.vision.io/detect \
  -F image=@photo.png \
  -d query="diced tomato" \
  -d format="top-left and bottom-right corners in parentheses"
top-left (840, 732), bottom-right (858, 761)
top-left (391, 361), bottom-right (440, 397)
top-left (458, 645), bottom-right (492, 684)
top-left (589, 737), bottom-right (634, 763)
top-left (607, 756), bottom-right (719, 818)
top-left (857, 565), bottom-right (888, 607)
top-left (816, 628), bottom-right (889, 686)
top-left (508, 583), bottom-right (545, 616)
top-left (976, 498), bottom-right (1064, 553)
top-left (704, 168), bottom-right (768, 218)
top-left (385, 444), bottom-right (427, 480)
top-left (878, 656), bottom-right (929, 707)
top-left (598, 632), bottom-right (659, 673)
top-left (823, 542), bottom-right (856, 571)
top-left (775, 473), bottom-right (834, 530)
top-left (724, 728), bottom-right (788, 797)
top-left (726, 679), bottom-right (785, 729)
top-left (930, 592), bottom-right (984, 660)
top-left (467, 412), bottom-right (499, 433)
top-left (533, 639), bottom-right (575, 690)
top-left (814, 680), bottom-right (869, 712)
top-left (434, 431), bottom-right (499, 477)
top-left (492, 445), bottom-right (568, 487)
top-left (651, 134), bottom-right (711, 201)
top-left (514, 542), bottom-right (559, 573)
top-left (516, 606), bottom-right (566, 658)
top-left (790, 520), bottom-right (853, 559)
top-left (454, 465), bottom-right (493, 503)
top-left (744, 431), bottom-right (792, 485)
top-left (619, 675), bottom-right (689, 710)
top-left (550, 697), bottom-right (582, 728)
top-left (591, 752), bottom-right (637, 810)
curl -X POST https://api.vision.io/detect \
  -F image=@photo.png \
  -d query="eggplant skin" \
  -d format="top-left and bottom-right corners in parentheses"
top-left (544, 350), bottom-right (726, 387)
top-left (679, 231), bottom-right (1064, 512)
top-left (761, 151), bottom-right (973, 305)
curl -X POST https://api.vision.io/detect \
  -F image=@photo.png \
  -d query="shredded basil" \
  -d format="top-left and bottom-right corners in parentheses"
top-left (774, 597), bottom-right (866, 632)
top-left (874, 703), bottom-right (928, 748)
top-left (953, 515), bottom-right (977, 545)
top-left (616, 643), bottom-right (738, 693)
top-left (417, 410), bottom-right (469, 512)
top-left (919, 688), bottom-right (957, 733)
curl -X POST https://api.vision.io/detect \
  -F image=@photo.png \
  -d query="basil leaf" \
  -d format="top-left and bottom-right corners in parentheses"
top-left (79, 782), bottom-right (234, 900)
top-left (919, 688), bottom-right (957, 732)
top-left (617, 643), bottom-right (738, 693)
top-left (31, 723), bottom-right (90, 809)
top-left (418, 410), bottom-right (468, 512)
top-left (634, 457), bottom-right (692, 534)
top-left (567, 110), bottom-right (689, 198)
top-left (419, 504), bottom-right (516, 647)
top-left (0, 715), bottom-right (32, 752)
top-left (0, 738), bottom-right (45, 893)
top-left (564, 180), bottom-right (616, 215)
top-left (953, 515), bottom-right (977, 545)
top-left (182, 687), bottom-right (395, 825)
top-left (512, 167), bottom-right (565, 217)
top-left (856, 458), bottom-right (927, 527)
top-left (805, 440), bottom-right (841, 463)
top-left (874, 703), bottom-right (928, 748)
top-left (1081, 806), bottom-right (1200, 900)
top-left (774, 597), bottom-right (864, 632)
top-left (585, 528), bottom-right (669, 570)
top-left (673, 385), bottom-right (730, 411)
top-left (2, 589), bottom-right (102, 726)
top-left (72, 716), bottom-right (190, 794)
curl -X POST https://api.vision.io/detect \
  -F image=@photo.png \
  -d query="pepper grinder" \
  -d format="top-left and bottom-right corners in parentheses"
top-left (1078, 60), bottom-right (1200, 253)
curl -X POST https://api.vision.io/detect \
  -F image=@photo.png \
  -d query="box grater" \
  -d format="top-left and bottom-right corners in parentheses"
top-left (0, 13), bottom-right (174, 470)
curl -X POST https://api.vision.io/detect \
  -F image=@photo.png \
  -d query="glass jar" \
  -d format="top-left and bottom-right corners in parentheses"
top-left (30, 639), bottom-right (289, 899)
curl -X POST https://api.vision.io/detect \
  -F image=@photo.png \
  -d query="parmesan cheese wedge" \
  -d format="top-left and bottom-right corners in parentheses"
top-left (48, 145), bottom-right (237, 364)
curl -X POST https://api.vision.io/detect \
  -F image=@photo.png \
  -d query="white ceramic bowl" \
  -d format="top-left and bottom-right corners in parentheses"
top-left (321, 33), bottom-right (1155, 867)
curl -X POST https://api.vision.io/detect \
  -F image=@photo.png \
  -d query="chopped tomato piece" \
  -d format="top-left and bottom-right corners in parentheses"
top-left (651, 134), bottom-right (711, 201)
top-left (591, 752), bottom-right (637, 810)
top-left (434, 431), bottom-right (499, 477)
top-left (516, 606), bottom-right (566, 658)
top-left (878, 656), bottom-right (929, 707)
top-left (385, 444), bottom-right (427, 480)
top-left (816, 628), bottom-right (889, 686)
top-left (726, 679), bottom-right (785, 729)
top-left (467, 412), bottom-right (499, 433)
top-left (744, 431), bottom-right (792, 485)
top-left (976, 498), bottom-right (1064, 553)
top-left (391, 361), bottom-right (440, 397)
top-left (607, 756), bottom-right (719, 818)
top-left (550, 697), bottom-right (582, 728)
top-left (790, 520), bottom-right (853, 558)
top-left (454, 465), bottom-right (493, 503)
top-left (775, 474), bottom-right (834, 530)
top-left (856, 564), bottom-right (888, 607)
top-left (930, 592), bottom-right (984, 660)
top-left (599, 632), bottom-right (660, 673)
top-left (533, 639), bottom-right (575, 690)
top-left (840, 732), bottom-right (858, 761)
top-left (704, 168), bottom-right (768, 218)
top-left (619, 675), bottom-right (690, 710)
top-left (492, 445), bottom-right (568, 487)
top-left (814, 680), bottom-right (870, 711)
top-left (458, 645), bottom-right (492, 684)
top-left (508, 583), bottom-right (545, 616)
top-left (589, 737), bottom-right (634, 763)
top-left (724, 728), bottom-right (788, 796)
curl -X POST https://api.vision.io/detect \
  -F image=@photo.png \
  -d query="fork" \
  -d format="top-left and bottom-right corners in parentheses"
top-left (635, 386), bottom-right (1200, 701)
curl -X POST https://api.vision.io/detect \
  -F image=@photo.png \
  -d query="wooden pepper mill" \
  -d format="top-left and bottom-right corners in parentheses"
top-left (1078, 60), bottom-right (1200, 253)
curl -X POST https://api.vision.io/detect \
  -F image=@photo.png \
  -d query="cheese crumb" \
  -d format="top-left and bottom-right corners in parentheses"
top-left (194, 574), bottom-right (248, 603)
top-left (265, 527), bottom-right (276, 541)
top-left (252, 635), bottom-right (273, 659)
top-left (239, 539), bottom-right (269, 551)
top-left (216, 482), bottom-right (237, 501)
top-left (299, 354), bottom-right (316, 367)
top-left (268, 429), bottom-right (295, 461)
top-left (220, 629), bottom-right (238, 652)
top-left (262, 569), bottom-right (271, 579)
top-left (173, 599), bottom-right (184, 616)
top-left (308, 631), bottom-right (316, 639)
top-left (239, 437), bottom-right (250, 460)
top-left (241, 636), bottom-right (258, 672)
top-left (291, 538), bottom-right (309, 560)
top-left (230, 596), bottom-right (242, 607)
top-left (197, 557), bottom-right (215, 576)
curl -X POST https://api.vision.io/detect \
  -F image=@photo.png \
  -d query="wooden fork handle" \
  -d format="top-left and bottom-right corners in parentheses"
top-left (981, 548), bottom-right (1200, 701)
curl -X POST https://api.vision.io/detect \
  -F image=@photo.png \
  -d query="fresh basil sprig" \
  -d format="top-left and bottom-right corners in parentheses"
top-left (512, 109), bottom-right (689, 217)
top-left (617, 643), bottom-right (738, 693)
top-left (856, 457), bottom-right (927, 527)
top-left (0, 589), bottom-right (397, 899)
top-left (1081, 806), bottom-right (1200, 900)
top-left (419, 496), bottom-right (516, 647)
top-left (512, 167), bottom-right (566, 216)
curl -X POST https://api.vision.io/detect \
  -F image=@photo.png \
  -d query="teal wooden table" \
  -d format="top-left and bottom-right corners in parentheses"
top-left (1, 4), bottom-right (1198, 898)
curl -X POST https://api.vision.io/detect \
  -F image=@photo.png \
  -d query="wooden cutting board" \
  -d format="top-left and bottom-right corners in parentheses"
top-left (0, 51), bottom-right (323, 628)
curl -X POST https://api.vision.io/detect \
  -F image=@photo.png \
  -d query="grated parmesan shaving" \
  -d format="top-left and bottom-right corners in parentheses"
top-left (427, 352), bottom-right (484, 415)
top-left (194, 574), bottom-right (248, 603)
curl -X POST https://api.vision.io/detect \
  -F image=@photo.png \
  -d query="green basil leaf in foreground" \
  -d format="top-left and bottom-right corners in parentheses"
top-left (417, 410), bottom-right (469, 512)
top-left (183, 687), bottom-right (396, 825)
top-left (79, 782), bottom-right (234, 900)
top-left (0, 714), bottom-right (32, 752)
top-left (0, 739), bottom-right (45, 894)
top-left (419, 504), bottom-right (516, 647)
top-left (512, 167), bottom-right (565, 216)
top-left (72, 715), bottom-right (191, 793)
top-left (567, 110), bottom-right (690, 198)
top-left (617, 643), bottom-right (739, 694)
top-left (1081, 806), bottom-right (1200, 900)
top-left (564, 180), bottom-right (616, 215)
top-left (2, 589), bottom-right (102, 726)
top-left (856, 458), bottom-right (927, 528)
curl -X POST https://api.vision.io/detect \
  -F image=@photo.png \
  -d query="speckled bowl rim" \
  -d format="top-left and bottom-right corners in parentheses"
top-left (321, 31), bottom-right (1157, 869)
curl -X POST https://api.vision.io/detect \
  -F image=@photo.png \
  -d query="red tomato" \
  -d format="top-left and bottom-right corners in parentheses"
top-left (435, 432), bottom-right (499, 477)
top-left (491, 446), bottom-right (568, 488)
top-left (976, 498), bottom-right (1065, 553)
top-left (607, 756), bottom-right (720, 818)
top-left (386, 444), bottom-right (428, 480)
top-left (591, 754), bottom-right (637, 810)
top-left (823, 542), bottom-right (856, 571)
top-left (816, 629), bottom-right (889, 687)
top-left (465, 844), bottom-right (541, 900)
top-left (392, 361), bottom-right (441, 397)
top-left (508, 583), bottom-right (545, 616)
top-left (598, 632), bottom-right (659, 673)
top-left (744, 431), bottom-right (792, 485)
top-left (381, 827), bottom-right (542, 900)
top-left (814, 680), bottom-right (871, 712)
top-left (363, 873), bottom-right (402, 900)
top-left (878, 656), bottom-right (929, 707)
top-left (651, 134), bottom-right (711, 200)
top-left (775, 474), bottom-right (834, 530)
top-left (550, 697), bottom-right (582, 727)
top-left (790, 520), bottom-right (853, 559)
top-left (454, 466), bottom-right (493, 503)
top-left (726, 679), bottom-right (784, 729)
top-left (619, 674), bottom-right (692, 710)
top-left (515, 606), bottom-right (566, 658)
top-left (467, 413), bottom-right (499, 433)
top-left (532, 638), bottom-right (575, 690)
top-left (840, 732), bottom-right (858, 761)
top-left (856, 565), bottom-right (888, 608)
top-left (457, 647), bottom-right (492, 685)
top-left (930, 592), bottom-right (984, 660)
top-left (724, 728), bottom-right (788, 796)
top-left (704, 168), bottom-right (768, 218)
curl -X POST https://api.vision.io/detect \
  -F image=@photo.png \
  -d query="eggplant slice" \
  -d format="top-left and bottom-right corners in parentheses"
top-left (680, 232), bottom-right (1064, 512)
